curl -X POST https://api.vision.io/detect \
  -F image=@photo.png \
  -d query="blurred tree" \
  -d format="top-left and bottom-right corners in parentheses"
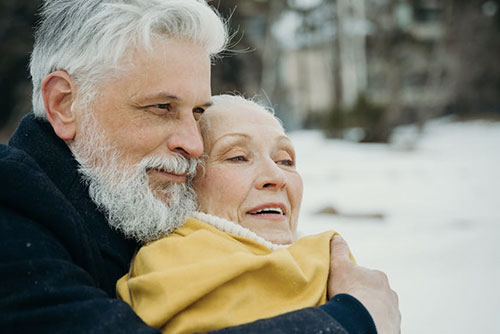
top-left (211, 1), bottom-right (288, 105)
top-left (446, 0), bottom-right (500, 116)
top-left (2, 0), bottom-right (498, 144)
top-left (211, 1), bottom-right (259, 95)
top-left (364, 0), bottom-right (410, 142)
top-left (351, 0), bottom-right (454, 141)
top-left (0, 0), bottom-right (41, 143)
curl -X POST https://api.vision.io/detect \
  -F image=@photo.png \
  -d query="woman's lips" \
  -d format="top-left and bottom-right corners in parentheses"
top-left (246, 202), bottom-right (288, 220)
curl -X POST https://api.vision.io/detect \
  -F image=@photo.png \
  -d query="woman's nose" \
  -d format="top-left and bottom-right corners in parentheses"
top-left (256, 158), bottom-right (287, 190)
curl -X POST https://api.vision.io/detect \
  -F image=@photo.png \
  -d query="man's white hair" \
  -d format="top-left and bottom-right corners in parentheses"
top-left (30, 0), bottom-right (228, 119)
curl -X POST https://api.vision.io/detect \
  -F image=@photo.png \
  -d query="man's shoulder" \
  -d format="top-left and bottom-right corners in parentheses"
top-left (0, 141), bottom-right (81, 231)
top-left (0, 143), bottom-right (61, 200)
top-left (0, 143), bottom-right (42, 172)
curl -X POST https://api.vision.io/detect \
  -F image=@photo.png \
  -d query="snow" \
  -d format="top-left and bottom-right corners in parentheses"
top-left (291, 118), bottom-right (500, 334)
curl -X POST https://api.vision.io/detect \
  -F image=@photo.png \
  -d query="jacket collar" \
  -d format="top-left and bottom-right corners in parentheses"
top-left (9, 113), bottom-right (138, 292)
top-left (9, 113), bottom-right (81, 197)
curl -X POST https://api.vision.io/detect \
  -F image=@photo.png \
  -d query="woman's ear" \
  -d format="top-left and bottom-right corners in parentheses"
top-left (41, 71), bottom-right (78, 141)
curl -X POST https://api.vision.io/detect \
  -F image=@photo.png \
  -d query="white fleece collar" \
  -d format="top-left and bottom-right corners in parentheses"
top-left (189, 212), bottom-right (289, 251)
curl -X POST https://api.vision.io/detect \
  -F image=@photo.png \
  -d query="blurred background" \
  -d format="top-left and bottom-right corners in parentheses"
top-left (1, 0), bottom-right (499, 333)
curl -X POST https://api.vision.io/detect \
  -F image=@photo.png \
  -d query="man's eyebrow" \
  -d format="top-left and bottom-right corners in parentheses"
top-left (133, 92), bottom-right (212, 108)
top-left (133, 92), bottom-right (180, 102)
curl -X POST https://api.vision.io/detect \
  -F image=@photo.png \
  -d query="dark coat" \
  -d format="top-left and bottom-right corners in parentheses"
top-left (0, 114), bottom-right (376, 334)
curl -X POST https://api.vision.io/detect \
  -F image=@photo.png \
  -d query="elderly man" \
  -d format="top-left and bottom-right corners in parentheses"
top-left (0, 1), bottom-right (400, 333)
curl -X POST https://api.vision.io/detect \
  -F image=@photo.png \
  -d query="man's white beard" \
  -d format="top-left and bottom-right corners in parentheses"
top-left (69, 113), bottom-right (199, 244)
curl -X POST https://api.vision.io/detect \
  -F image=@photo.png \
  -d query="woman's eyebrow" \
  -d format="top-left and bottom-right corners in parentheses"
top-left (211, 133), bottom-right (251, 147)
top-left (276, 136), bottom-right (296, 155)
top-left (277, 135), bottom-right (292, 143)
top-left (276, 136), bottom-right (294, 149)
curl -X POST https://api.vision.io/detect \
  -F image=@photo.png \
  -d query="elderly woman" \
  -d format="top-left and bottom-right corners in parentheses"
top-left (116, 95), bottom-right (348, 333)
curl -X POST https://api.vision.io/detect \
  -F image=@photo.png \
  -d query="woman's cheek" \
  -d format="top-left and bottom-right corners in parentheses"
top-left (289, 173), bottom-right (304, 232)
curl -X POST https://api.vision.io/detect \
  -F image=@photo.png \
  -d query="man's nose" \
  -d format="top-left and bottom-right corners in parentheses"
top-left (167, 113), bottom-right (203, 158)
top-left (255, 158), bottom-right (287, 190)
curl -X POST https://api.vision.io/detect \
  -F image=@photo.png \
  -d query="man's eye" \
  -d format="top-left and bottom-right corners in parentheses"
top-left (153, 103), bottom-right (171, 110)
top-left (193, 107), bottom-right (205, 120)
top-left (148, 103), bottom-right (172, 115)
top-left (228, 156), bottom-right (247, 162)
top-left (193, 107), bottom-right (205, 115)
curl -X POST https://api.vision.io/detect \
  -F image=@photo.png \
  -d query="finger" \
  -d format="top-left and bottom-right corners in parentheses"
top-left (330, 234), bottom-right (351, 264)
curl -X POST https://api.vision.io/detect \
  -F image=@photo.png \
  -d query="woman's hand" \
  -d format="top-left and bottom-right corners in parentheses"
top-left (328, 235), bottom-right (401, 334)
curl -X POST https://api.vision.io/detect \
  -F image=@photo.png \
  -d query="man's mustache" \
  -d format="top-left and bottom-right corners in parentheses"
top-left (139, 154), bottom-right (200, 179)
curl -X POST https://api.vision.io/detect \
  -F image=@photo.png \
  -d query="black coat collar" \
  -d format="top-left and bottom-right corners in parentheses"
top-left (9, 113), bottom-right (138, 295)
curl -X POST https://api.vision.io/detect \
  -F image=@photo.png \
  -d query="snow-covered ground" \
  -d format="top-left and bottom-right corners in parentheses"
top-left (291, 118), bottom-right (500, 334)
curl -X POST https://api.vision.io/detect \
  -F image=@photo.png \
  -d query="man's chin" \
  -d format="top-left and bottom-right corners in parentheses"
top-left (148, 183), bottom-right (176, 205)
top-left (151, 189), bottom-right (173, 204)
top-left (147, 173), bottom-right (182, 202)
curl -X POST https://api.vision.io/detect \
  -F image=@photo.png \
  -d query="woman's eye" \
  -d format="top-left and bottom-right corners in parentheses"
top-left (277, 159), bottom-right (294, 167)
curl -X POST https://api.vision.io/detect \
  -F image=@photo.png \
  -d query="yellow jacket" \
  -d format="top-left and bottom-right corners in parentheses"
top-left (116, 213), bottom-right (337, 334)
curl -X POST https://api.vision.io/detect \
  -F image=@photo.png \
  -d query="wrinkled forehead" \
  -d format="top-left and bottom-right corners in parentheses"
top-left (200, 99), bottom-right (285, 141)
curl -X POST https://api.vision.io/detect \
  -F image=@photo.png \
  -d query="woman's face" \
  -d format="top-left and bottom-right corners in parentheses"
top-left (193, 101), bottom-right (303, 245)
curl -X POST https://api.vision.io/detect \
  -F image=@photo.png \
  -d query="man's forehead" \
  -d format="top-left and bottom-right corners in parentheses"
top-left (115, 40), bottom-right (212, 105)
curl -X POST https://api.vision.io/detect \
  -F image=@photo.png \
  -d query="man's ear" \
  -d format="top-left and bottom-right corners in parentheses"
top-left (42, 71), bottom-right (78, 141)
